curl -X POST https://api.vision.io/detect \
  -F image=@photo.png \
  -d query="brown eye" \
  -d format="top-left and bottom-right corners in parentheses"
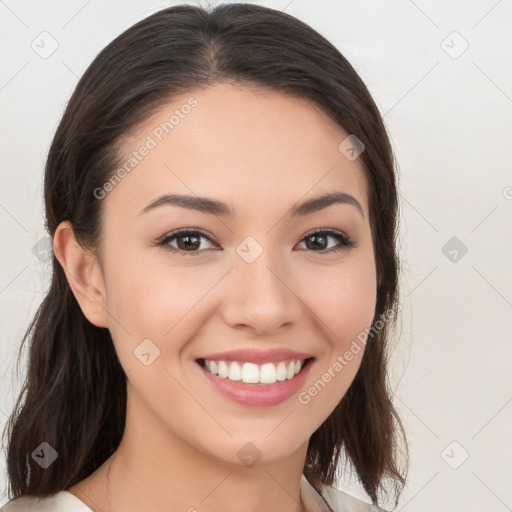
top-left (297, 229), bottom-right (356, 252)
top-left (158, 229), bottom-right (217, 255)
top-left (156, 228), bottom-right (355, 256)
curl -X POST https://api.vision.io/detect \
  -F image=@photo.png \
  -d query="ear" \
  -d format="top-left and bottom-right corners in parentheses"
top-left (53, 221), bottom-right (109, 328)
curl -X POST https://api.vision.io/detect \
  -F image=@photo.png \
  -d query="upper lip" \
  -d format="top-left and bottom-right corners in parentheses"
top-left (197, 348), bottom-right (314, 365)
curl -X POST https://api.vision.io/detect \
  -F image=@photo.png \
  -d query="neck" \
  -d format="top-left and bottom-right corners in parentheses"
top-left (70, 383), bottom-right (310, 512)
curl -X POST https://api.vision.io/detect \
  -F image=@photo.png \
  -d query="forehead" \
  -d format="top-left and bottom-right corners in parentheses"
top-left (105, 82), bottom-right (369, 220)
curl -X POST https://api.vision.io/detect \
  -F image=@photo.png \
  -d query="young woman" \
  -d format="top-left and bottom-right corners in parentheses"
top-left (1, 3), bottom-right (408, 511)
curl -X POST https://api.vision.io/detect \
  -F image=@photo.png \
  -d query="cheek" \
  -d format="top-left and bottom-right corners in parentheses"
top-left (298, 278), bottom-right (375, 419)
top-left (298, 255), bottom-right (377, 412)
top-left (103, 259), bottom-right (219, 367)
top-left (303, 259), bottom-right (377, 347)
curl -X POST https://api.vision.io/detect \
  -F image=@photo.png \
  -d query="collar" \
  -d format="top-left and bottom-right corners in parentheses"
top-left (300, 474), bottom-right (334, 512)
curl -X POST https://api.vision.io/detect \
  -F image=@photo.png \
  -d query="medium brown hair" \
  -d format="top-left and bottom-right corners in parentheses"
top-left (2, 3), bottom-right (408, 509)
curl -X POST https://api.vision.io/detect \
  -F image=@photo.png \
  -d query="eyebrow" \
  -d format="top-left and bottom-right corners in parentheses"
top-left (139, 191), bottom-right (364, 218)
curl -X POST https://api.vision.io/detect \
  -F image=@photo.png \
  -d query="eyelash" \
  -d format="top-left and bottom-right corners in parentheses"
top-left (155, 228), bottom-right (356, 256)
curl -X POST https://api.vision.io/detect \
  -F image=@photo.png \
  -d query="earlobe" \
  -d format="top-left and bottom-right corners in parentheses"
top-left (52, 221), bottom-right (109, 328)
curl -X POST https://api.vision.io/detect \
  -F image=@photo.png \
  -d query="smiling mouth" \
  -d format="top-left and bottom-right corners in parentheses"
top-left (196, 357), bottom-right (314, 385)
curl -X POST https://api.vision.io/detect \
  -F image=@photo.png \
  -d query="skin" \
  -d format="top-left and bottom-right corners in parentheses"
top-left (54, 82), bottom-right (377, 512)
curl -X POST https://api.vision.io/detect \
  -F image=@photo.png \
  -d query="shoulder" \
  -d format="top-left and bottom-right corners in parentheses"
top-left (301, 474), bottom-right (382, 512)
top-left (319, 483), bottom-right (382, 512)
top-left (1, 491), bottom-right (93, 512)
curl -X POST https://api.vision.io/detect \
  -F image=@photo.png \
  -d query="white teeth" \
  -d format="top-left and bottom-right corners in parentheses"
top-left (201, 358), bottom-right (306, 384)
top-left (260, 363), bottom-right (276, 384)
top-left (228, 361), bottom-right (242, 381)
top-left (241, 362), bottom-right (259, 383)
top-left (276, 361), bottom-right (287, 381)
top-left (286, 361), bottom-right (295, 380)
top-left (217, 361), bottom-right (229, 379)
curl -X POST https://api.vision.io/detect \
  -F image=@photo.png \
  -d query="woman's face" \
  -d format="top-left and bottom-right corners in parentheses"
top-left (93, 82), bottom-right (377, 467)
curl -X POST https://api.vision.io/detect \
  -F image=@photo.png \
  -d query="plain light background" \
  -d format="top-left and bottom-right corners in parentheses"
top-left (1, 0), bottom-right (511, 510)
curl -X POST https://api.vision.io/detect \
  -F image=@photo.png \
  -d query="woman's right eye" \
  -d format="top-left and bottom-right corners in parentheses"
top-left (157, 229), bottom-right (218, 256)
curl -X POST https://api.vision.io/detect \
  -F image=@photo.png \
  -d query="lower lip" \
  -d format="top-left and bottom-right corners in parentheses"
top-left (197, 359), bottom-right (314, 407)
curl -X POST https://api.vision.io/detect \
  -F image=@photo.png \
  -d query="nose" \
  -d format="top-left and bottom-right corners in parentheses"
top-left (220, 250), bottom-right (303, 336)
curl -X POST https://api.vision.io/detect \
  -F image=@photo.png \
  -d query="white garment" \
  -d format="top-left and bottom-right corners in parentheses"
top-left (301, 475), bottom-right (379, 512)
top-left (0, 490), bottom-right (89, 512)
top-left (0, 474), bottom-right (379, 512)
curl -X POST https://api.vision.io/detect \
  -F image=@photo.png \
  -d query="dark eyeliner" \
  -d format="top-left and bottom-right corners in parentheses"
top-left (301, 228), bottom-right (357, 251)
top-left (155, 228), bottom-right (219, 257)
top-left (155, 227), bottom-right (356, 256)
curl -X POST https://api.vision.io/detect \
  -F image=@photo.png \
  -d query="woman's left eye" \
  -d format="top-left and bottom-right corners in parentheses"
top-left (296, 229), bottom-right (356, 252)
top-left (156, 228), bottom-right (356, 256)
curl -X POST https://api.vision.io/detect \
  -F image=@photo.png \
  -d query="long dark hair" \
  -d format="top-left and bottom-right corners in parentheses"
top-left (2, 3), bottom-right (408, 508)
